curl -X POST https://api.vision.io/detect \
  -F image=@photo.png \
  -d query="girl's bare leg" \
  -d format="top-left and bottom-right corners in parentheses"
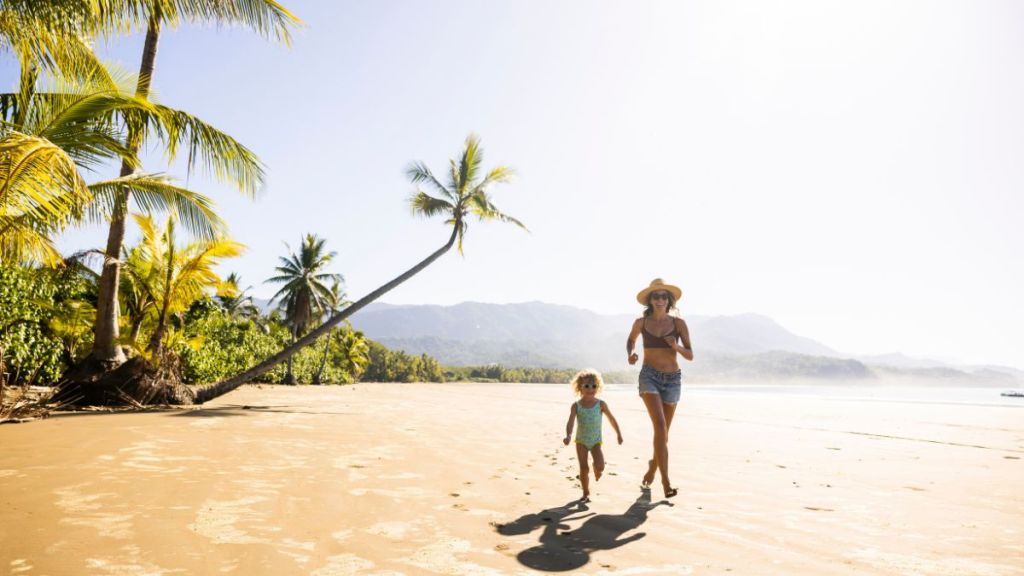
top-left (643, 401), bottom-right (678, 486)
top-left (592, 445), bottom-right (605, 481)
top-left (575, 443), bottom-right (591, 500)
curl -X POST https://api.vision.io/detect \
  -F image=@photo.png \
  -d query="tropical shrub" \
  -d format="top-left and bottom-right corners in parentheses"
top-left (0, 265), bottom-right (93, 383)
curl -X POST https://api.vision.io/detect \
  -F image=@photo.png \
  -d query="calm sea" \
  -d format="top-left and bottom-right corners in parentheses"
top-left (603, 383), bottom-right (1024, 408)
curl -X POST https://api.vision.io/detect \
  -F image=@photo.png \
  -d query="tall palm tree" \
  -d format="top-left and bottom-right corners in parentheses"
top-left (265, 234), bottom-right (341, 384)
top-left (194, 134), bottom-right (525, 402)
top-left (86, 0), bottom-right (301, 368)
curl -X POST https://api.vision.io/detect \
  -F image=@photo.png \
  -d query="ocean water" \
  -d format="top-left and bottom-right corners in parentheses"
top-left (602, 383), bottom-right (1024, 408)
top-left (692, 385), bottom-right (1023, 408)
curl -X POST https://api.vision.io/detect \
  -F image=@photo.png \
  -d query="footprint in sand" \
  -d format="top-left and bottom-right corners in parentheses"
top-left (804, 506), bottom-right (835, 512)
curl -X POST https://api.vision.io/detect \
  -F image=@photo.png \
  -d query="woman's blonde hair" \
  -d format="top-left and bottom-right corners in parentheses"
top-left (570, 369), bottom-right (604, 396)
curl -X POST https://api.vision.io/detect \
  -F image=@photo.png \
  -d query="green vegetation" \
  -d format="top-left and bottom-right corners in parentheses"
top-left (0, 264), bottom-right (92, 384)
top-left (0, 3), bottom-right (526, 406)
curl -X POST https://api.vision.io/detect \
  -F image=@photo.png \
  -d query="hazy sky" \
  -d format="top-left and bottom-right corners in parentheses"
top-left (7, 1), bottom-right (1022, 367)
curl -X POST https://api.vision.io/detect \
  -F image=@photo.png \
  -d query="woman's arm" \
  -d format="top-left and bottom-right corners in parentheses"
top-left (601, 401), bottom-right (624, 444)
top-left (563, 404), bottom-right (577, 445)
top-left (672, 317), bottom-right (694, 361)
top-left (626, 318), bottom-right (643, 365)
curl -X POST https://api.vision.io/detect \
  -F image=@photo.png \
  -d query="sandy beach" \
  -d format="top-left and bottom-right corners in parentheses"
top-left (2, 382), bottom-right (1022, 575)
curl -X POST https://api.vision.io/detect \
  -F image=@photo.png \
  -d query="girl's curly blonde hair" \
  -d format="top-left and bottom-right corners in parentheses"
top-left (570, 368), bottom-right (604, 397)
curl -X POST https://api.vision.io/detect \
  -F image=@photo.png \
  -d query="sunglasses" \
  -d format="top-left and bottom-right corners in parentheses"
top-left (581, 383), bottom-right (597, 389)
top-left (650, 292), bottom-right (671, 301)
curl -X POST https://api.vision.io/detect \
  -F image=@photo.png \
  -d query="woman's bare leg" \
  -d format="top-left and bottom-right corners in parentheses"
top-left (575, 443), bottom-right (591, 500)
top-left (643, 400), bottom-right (678, 486)
top-left (641, 394), bottom-right (671, 493)
top-left (592, 445), bottom-right (605, 481)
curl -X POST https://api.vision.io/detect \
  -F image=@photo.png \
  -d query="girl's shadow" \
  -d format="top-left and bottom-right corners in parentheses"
top-left (494, 491), bottom-right (666, 572)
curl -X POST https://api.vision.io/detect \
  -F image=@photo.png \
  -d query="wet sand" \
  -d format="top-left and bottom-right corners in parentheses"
top-left (2, 383), bottom-right (1022, 575)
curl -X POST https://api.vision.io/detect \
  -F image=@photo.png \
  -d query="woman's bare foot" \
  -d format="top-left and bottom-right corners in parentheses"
top-left (663, 484), bottom-right (678, 498)
top-left (581, 492), bottom-right (591, 502)
top-left (641, 459), bottom-right (656, 488)
top-left (595, 469), bottom-right (603, 481)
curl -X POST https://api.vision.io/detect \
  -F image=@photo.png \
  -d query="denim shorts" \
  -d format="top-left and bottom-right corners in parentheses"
top-left (638, 364), bottom-right (682, 404)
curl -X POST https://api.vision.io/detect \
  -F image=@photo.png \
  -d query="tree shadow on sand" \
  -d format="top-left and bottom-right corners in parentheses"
top-left (494, 490), bottom-right (668, 572)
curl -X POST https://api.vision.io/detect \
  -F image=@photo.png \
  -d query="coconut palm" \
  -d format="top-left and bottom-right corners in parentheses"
top-left (0, 0), bottom-right (114, 90)
top-left (122, 213), bottom-right (244, 358)
top-left (0, 71), bottom-right (227, 266)
top-left (217, 272), bottom-right (261, 320)
top-left (84, 0), bottom-right (300, 368)
top-left (265, 234), bottom-right (341, 384)
top-left (194, 134), bottom-right (525, 402)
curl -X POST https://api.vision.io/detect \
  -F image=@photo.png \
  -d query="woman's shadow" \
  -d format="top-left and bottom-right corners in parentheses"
top-left (494, 490), bottom-right (667, 572)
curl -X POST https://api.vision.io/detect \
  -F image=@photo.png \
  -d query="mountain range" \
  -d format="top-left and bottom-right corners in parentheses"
top-left (341, 301), bottom-right (1022, 385)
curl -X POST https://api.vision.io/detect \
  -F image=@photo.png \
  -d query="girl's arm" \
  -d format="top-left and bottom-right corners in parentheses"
top-left (563, 404), bottom-right (577, 445)
top-left (601, 401), bottom-right (624, 444)
top-left (673, 317), bottom-right (694, 361)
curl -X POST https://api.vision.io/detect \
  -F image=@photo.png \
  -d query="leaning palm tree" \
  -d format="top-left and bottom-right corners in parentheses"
top-left (194, 134), bottom-right (525, 402)
top-left (265, 234), bottom-right (341, 384)
top-left (84, 0), bottom-right (301, 368)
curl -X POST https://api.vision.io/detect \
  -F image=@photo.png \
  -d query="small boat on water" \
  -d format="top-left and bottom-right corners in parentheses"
top-left (1000, 390), bottom-right (1024, 398)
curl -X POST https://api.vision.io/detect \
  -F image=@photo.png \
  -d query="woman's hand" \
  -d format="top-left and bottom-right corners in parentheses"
top-left (617, 433), bottom-right (624, 445)
top-left (563, 435), bottom-right (570, 446)
top-left (628, 352), bottom-right (639, 365)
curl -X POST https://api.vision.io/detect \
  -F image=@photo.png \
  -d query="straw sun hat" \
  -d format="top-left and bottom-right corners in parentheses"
top-left (636, 278), bottom-right (682, 305)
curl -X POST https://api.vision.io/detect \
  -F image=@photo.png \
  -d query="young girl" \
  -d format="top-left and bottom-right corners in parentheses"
top-left (563, 369), bottom-right (623, 501)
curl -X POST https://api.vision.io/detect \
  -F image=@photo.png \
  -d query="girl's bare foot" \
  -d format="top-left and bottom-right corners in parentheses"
top-left (641, 459), bottom-right (656, 488)
top-left (595, 469), bottom-right (603, 481)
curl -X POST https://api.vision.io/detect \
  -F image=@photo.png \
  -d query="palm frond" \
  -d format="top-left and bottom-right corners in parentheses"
top-left (409, 190), bottom-right (454, 219)
top-left (86, 173), bottom-right (224, 240)
top-left (405, 161), bottom-right (453, 199)
top-left (457, 133), bottom-right (482, 195)
top-left (92, 0), bottom-right (302, 44)
top-left (146, 104), bottom-right (266, 196)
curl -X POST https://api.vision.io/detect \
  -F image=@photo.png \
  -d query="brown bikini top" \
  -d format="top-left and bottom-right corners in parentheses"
top-left (641, 317), bottom-right (678, 349)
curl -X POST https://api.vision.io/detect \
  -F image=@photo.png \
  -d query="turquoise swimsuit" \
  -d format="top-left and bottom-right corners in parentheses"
top-left (575, 400), bottom-right (603, 449)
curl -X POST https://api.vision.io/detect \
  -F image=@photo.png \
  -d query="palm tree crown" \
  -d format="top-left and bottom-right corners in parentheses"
top-left (406, 133), bottom-right (526, 254)
top-left (266, 234), bottom-right (342, 337)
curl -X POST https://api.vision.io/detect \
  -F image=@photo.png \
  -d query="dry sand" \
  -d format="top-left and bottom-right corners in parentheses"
top-left (1, 382), bottom-right (1022, 575)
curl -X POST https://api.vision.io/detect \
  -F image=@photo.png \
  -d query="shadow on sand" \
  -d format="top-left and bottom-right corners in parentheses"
top-left (168, 405), bottom-right (357, 417)
top-left (494, 490), bottom-right (668, 571)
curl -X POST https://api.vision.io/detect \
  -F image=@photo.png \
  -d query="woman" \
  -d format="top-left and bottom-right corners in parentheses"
top-left (626, 278), bottom-right (693, 498)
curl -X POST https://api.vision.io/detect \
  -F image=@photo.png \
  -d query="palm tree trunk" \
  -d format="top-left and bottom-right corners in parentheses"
top-left (91, 15), bottom-right (162, 366)
top-left (128, 314), bottom-right (145, 345)
top-left (284, 331), bottom-right (296, 384)
top-left (147, 232), bottom-right (175, 358)
top-left (312, 331), bottom-right (331, 385)
top-left (194, 225), bottom-right (459, 403)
